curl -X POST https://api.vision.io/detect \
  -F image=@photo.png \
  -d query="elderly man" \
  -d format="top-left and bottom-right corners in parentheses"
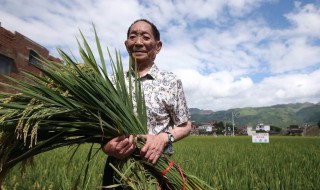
top-left (102, 19), bottom-right (191, 189)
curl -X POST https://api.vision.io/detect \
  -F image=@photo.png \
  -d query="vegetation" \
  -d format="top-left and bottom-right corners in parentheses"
top-left (0, 27), bottom-right (212, 189)
top-left (2, 136), bottom-right (319, 190)
top-left (190, 102), bottom-right (320, 128)
top-left (270, 125), bottom-right (282, 133)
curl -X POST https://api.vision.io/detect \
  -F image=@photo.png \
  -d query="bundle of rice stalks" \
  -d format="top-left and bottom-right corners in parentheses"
top-left (0, 27), bottom-right (214, 190)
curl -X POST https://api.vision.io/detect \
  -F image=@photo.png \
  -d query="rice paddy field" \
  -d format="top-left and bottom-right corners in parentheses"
top-left (1, 136), bottom-right (319, 190)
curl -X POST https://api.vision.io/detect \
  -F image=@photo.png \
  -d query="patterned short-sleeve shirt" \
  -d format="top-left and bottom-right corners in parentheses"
top-left (139, 64), bottom-right (190, 133)
top-left (126, 64), bottom-right (190, 154)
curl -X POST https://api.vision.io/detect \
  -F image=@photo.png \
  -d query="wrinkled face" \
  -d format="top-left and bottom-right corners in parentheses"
top-left (125, 21), bottom-right (162, 65)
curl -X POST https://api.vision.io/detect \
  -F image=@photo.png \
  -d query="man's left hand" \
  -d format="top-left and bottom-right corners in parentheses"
top-left (140, 133), bottom-right (169, 164)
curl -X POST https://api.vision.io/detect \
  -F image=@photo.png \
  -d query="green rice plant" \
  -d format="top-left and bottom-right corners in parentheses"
top-left (173, 136), bottom-right (320, 190)
top-left (2, 136), bottom-right (319, 189)
top-left (0, 26), bottom-right (214, 190)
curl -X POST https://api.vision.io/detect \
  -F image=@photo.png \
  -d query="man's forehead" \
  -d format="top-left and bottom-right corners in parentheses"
top-left (129, 29), bottom-right (151, 35)
top-left (129, 22), bottom-right (153, 34)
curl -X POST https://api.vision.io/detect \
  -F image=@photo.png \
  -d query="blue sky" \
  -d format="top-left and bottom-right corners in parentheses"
top-left (1, 0), bottom-right (319, 111)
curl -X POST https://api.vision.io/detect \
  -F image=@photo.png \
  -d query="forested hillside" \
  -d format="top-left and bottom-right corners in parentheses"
top-left (190, 102), bottom-right (320, 128)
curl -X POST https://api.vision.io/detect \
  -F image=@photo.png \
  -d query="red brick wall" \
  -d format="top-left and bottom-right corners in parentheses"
top-left (0, 24), bottom-right (59, 93)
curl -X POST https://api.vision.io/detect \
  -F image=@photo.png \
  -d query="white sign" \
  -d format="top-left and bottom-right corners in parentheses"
top-left (252, 133), bottom-right (269, 143)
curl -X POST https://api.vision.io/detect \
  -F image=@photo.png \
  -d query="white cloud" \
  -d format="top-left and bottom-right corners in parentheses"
top-left (227, 0), bottom-right (268, 17)
top-left (265, 38), bottom-right (320, 73)
top-left (249, 69), bottom-right (320, 104)
top-left (285, 2), bottom-right (320, 38)
top-left (1, 0), bottom-right (319, 111)
top-left (179, 69), bottom-right (320, 110)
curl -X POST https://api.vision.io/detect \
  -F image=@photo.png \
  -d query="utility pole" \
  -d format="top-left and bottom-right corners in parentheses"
top-left (231, 111), bottom-right (240, 136)
top-left (232, 111), bottom-right (235, 136)
top-left (223, 116), bottom-right (228, 136)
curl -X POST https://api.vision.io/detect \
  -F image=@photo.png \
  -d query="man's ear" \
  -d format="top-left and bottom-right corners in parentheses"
top-left (156, 41), bottom-right (162, 54)
top-left (124, 40), bottom-right (129, 53)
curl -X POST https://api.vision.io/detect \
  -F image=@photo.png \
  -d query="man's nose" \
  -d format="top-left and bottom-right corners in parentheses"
top-left (134, 36), bottom-right (143, 45)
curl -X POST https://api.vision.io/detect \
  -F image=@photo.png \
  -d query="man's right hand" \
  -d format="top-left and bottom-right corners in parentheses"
top-left (102, 135), bottom-right (136, 160)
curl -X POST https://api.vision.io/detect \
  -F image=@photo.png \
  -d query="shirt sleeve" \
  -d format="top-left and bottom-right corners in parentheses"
top-left (171, 79), bottom-right (190, 126)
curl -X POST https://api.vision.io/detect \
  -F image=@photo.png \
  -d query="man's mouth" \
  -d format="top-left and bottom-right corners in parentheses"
top-left (133, 49), bottom-right (145, 53)
top-left (133, 51), bottom-right (146, 55)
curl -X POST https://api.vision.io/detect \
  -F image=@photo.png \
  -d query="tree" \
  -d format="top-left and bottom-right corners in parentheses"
top-left (215, 121), bottom-right (233, 135)
top-left (270, 125), bottom-right (282, 132)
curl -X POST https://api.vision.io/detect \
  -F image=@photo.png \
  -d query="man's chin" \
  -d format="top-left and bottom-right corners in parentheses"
top-left (132, 55), bottom-right (146, 61)
top-left (132, 52), bottom-right (146, 57)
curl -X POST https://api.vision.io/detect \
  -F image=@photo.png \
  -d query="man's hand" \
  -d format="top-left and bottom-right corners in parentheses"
top-left (140, 133), bottom-right (169, 164)
top-left (102, 135), bottom-right (135, 160)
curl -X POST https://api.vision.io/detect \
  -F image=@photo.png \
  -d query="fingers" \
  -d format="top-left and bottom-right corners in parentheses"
top-left (140, 141), bottom-right (149, 155)
top-left (103, 134), bottom-right (165, 164)
top-left (148, 149), bottom-right (162, 164)
top-left (141, 146), bottom-right (162, 164)
top-left (102, 135), bottom-right (136, 159)
top-left (152, 154), bottom-right (161, 165)
top-left (116, 136), bottom-right (135, 158)
top-left (115, 136), bottom-right (131, 150)
top-left (140, 135), bottom-right (165, 164)
top-left (141, 134), bottom-right (148, 140)
top-left (112, 135), bottom-right (127, 142)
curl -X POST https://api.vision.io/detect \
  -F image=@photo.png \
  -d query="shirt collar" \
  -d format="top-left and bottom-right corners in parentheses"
top-left (127, 64), bottom-right (159, 80)
top-left (146, 64), bottom-right (160, 79)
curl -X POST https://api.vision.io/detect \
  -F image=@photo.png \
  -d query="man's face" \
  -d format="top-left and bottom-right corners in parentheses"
top-left (125, 21), bottom-right (162, 65)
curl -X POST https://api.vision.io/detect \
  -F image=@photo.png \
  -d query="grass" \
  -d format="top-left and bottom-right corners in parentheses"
top-left (2, 136), bottom-right (320, 190)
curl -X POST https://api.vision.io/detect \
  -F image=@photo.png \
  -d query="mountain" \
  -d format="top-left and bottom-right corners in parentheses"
top-left (190, 102), bottom-right (320, 128)
top-left (189, 108), bottom-right (213, 115)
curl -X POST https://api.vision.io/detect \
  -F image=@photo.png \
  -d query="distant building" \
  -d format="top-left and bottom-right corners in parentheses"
top-left (246, 123), bottom-right (270, 136)
top-left (302, 125), bottom-right (320, 136)
top-left (237, 125), bottom-right (250, 135)
top-left (198, 125), bottom-right (212, 134)
top-left (286, 125), bottom-right (303, 136)
top-left (256, 123), bottom-right (270, 132)
top-left (0, 23), bottom-right (60, 93)
top-left (191, 121), bottom-right (217, 136)
top-left (246, 126), bottom-right (255, 136)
